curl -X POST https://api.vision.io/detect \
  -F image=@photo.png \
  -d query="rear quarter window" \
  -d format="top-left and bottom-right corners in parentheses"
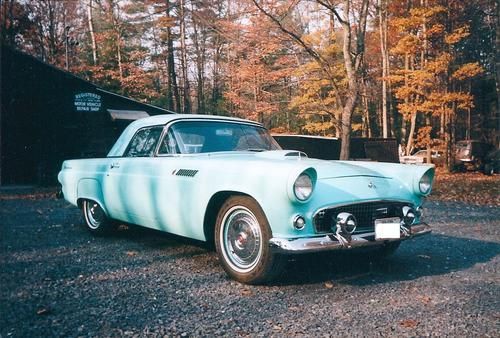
top-left (125, 126), bottom-right (164, 157)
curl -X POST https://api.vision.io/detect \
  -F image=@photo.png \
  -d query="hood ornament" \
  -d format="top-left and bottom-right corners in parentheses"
top-left (368, 181), bottom-right (376, 189)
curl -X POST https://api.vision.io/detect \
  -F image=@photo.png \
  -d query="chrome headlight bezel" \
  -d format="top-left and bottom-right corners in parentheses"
top-left (289, 168), bottom-right (317, 203)
top-left (419, 171), bottom-right (432, 195)
top-left (413, 167), bottom-right (434, 196)
top-left (294, 173), bottom-right (313, 201)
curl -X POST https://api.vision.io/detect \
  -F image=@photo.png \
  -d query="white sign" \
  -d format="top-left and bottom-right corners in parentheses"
top-left (74, 92), bottom-right (102, 112)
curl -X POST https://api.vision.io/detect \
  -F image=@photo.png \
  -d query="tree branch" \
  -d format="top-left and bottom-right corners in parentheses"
top-left (251, 0), bottom-right (344, 106)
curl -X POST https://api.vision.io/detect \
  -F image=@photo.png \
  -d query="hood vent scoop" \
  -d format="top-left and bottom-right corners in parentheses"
top-left (255, 150), bottom-right (308, 160)
top-left (284, 151), bottom-right (308, 158)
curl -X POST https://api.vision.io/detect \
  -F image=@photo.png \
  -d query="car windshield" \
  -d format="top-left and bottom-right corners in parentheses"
top-left (159, 120), bottom-right (282, 154)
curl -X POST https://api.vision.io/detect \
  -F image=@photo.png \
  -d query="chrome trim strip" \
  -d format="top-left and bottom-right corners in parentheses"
top-left (269, 223), bottom-right (431, 254)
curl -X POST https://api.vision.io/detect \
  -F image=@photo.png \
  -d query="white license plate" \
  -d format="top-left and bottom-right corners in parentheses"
top-left (375, 217), bottom-right (401, 239)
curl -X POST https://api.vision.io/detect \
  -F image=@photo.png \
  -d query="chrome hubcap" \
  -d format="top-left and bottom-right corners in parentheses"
top-left (86, 201), bottom-right (105, 229)
top-left (221, 206), bottom-right (262, 273)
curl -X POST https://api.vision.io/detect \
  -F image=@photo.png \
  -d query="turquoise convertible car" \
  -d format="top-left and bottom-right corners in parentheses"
top-left (58, 114), bottom-right (434, 284)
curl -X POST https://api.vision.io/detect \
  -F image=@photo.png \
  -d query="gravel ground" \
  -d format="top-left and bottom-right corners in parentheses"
top-left (0, 192), bottom-right (499, 337)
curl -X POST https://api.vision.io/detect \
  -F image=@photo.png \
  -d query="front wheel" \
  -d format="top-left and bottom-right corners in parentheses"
top-left (82, 199), bottom-right (116, 236)
top-left (215, 196), bottom-right (284, 284)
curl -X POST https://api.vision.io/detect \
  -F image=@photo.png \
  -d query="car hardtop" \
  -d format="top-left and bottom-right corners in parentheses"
top-left (107, 114), bottom-right (267, 157)
top-left (129, 114), bottom-right (263, 130)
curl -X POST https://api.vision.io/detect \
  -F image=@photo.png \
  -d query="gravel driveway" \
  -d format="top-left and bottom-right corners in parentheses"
top-left (1, 193), bottom-right (499, 337)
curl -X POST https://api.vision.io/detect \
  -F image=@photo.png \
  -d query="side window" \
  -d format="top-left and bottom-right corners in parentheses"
top-left (158, 129), bottom-right (179, 155)
top-left (125, 126), bottom-right (163, 157)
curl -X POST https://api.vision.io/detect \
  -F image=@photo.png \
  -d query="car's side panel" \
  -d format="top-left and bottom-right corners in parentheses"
top-left (59, 150), bottom-right (433, 243)
top-left (77, 178), bottom-right (107, 213)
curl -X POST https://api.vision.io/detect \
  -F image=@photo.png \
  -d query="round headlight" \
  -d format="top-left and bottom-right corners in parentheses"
top-left (294, 173), bottom-right (313, 201)
top-left (419, 172), bottom-right (432, 195)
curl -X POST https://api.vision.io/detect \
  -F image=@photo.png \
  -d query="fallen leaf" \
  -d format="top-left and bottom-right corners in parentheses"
top-left (36, 209), bottom-right (43, 215)
top-left (241, 288), bottom-right (252, 296)
top-left (324, 281), bottom-right (334, 289)
top-left (118, 224), bottom-right (129, 231)
top-left (126, 251), bottom-right (137, 257)
top-left (36, 307), bottom-right (51, 315)
top-left (400, 319), bottom-right (418, 328)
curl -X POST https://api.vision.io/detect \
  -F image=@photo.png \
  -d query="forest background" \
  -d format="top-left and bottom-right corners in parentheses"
top-left (1, 0), bottom-right (498, 164)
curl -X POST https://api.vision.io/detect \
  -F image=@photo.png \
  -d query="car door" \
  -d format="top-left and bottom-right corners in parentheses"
top-left (102, 126), bottom-right (164, 224)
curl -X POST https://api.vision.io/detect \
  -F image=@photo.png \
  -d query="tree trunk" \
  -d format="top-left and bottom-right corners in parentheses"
top-left (165, 0), bottom-right (181, 113)
top-left (361, 77), bottom-right (371, 137)
top-left (400, 53), bottom-right (410, 153)
top-left (378, 0), bottom-right (389, 138)
top-left (191, 6), bottom-right (206, 114)
top-left (110, 1), bottom-right (123, 85)
top-left (179, 0), bottom-right (191, 114)
top-left (87, 0), bottom-right (98, 65)
top-left (496, 0), bottom-right (500, 129)
top-left (116, 31), bottom-right (123, 85)
top-left (406, 112), bottom-right (417, 155)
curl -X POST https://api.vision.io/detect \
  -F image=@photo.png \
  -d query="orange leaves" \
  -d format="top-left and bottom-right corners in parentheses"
top-left (452, 62), bottom-right (484, 81)
top-left (425, 53), bottom-right (452, 75)
top-left (445, 26), bottom-right (470, 45)
top-left (430, 170), bottom-right (500, 206)
top-left (302, 121), bottom-right (336, 136)
top-left (390, 35), bottom-right (419, 55)
top-left (156, 16), bottom-right (176, 28)
top-left (400, 319), bottom-right (419, 328)
top-left (415, 126), bottom-right (433, 148)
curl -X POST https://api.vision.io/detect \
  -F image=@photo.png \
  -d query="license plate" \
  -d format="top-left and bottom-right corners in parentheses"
top-left (375, 217), bottom-right (401, 239)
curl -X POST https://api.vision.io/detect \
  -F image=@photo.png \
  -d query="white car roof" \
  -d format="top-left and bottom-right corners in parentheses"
top-left (130, 114), bottom-right (261, 129)
top-left (107, 114), bottom-right (263, 157)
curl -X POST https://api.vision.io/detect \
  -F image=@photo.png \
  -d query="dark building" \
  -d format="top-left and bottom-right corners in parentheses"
top-left (273, 135), bottom-right (399, 163)
top-left (1, 46), bottom-right (173, 185)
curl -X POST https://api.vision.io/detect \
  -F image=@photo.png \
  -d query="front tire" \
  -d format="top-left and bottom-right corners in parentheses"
top-left (82, 200), bottom-right (115, 236)
top-left (215, 196), bottom-right (284, 284)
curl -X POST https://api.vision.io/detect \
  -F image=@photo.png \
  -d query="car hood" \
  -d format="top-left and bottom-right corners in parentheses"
top-left (205, 150), bottom-right (418, 180)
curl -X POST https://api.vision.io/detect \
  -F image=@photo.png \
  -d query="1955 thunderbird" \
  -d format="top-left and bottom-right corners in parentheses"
top-left (58, 114), bottom-right (434, 284)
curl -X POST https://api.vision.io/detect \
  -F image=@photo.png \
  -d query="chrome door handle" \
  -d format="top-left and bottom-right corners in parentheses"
top-left (110, 162), bottom-right (120, 169)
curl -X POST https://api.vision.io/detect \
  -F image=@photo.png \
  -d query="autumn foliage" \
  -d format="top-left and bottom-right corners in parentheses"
top-left (1, 0), bottom-right (497, 161)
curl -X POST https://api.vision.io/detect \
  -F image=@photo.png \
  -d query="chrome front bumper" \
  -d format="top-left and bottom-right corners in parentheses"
top-left (269, 223), bottom-right (431, 254)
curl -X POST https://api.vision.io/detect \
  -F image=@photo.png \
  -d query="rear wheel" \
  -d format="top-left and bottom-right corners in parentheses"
top-left (483, 164), bottom-right (494, 175)
top-left (82, 200), bottom-right (115, 235)
top-left (215, 196), bottom-right (284, 284)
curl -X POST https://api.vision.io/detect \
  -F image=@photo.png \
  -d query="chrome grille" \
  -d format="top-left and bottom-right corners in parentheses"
top-left (313, 201), bottom-right (411, 234)
top-left (175, 169), bottom-right (199, 177)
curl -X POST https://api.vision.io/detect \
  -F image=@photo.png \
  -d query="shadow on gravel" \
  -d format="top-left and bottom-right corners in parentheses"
top-left (276, 234), bottom-right (500, 286)
top-left (112, 224), bottom-right (210, 251)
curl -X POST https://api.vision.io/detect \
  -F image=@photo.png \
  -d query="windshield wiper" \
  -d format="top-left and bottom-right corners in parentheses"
top-left (246, 148), bottom-right (267, 152)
